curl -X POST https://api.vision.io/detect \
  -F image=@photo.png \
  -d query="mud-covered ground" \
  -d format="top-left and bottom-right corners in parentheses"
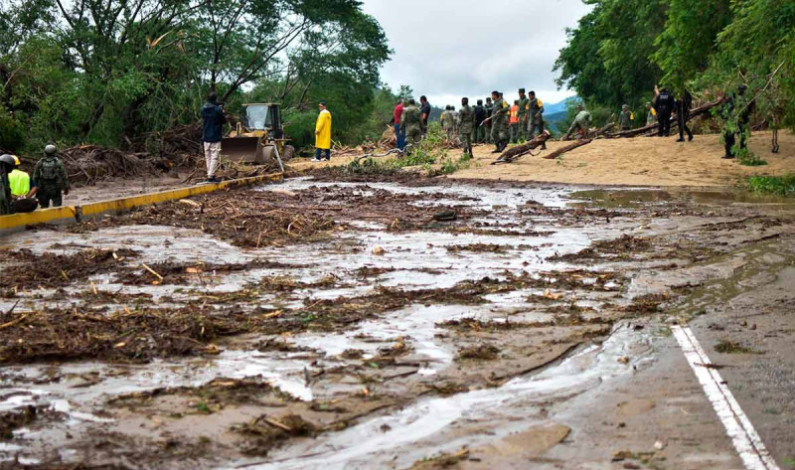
top-left (0, 170), bottom-right (794, 470)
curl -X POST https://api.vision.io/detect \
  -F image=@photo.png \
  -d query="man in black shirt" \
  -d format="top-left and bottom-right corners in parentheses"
top-left (420, 96), bottom-right (431, 135)
top-left (653, 87), bottom-right (675, 137)
top-left (474, 99), bottom-right (486, 143)
top-left (201, 91), bottom-right (227, 183)
top-left (676, 89), bottom-right (694, 142)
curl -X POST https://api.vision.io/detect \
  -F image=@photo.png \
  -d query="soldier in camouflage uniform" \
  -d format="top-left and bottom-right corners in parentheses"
top-left (489, 91), bottom-right (510, 153)
top-left (527, 91), bottom-right (546, 149)
top-left (0, 154), bottom-right (15, 215)
top-left (619, 104), bottom-right (633, 131)
top-left (443, 106), bottom-right (459, 145)
top-left (645, 102), bottom-right (656, 126)
top-left (565, 105), bottom-right (592, 140)
top-left (517, 88), bottom-right (529, 141)
top-left (458, 97), bottom-right (476, 157)
top-left (440, 106), bottom-right (451, 137)
top-left (400, 99), bottom-right (424, 147)
top-left (484, 97), bottom-right (494, 144)
top-left (33, 145), bottom-right (70, 208)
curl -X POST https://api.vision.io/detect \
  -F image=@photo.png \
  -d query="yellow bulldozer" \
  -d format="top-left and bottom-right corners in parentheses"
top-left (223, 103), bottom-right (295, 170)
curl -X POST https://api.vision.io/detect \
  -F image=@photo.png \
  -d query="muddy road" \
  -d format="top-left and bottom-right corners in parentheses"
top-left (1, 169), bottom-right (793, 469)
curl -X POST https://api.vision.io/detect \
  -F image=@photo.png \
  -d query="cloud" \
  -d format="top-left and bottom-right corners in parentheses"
top-left (361, 0), bottom-right (591, 106)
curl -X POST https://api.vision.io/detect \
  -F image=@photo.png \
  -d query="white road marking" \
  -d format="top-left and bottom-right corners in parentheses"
top-left (672, 325), bottom-right (780, 470)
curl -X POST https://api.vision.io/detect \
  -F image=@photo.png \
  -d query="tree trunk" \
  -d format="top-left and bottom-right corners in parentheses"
top-left (492, 131), bottom-right (550, 164)
top-left (542, 139), bottom-right (593, 159)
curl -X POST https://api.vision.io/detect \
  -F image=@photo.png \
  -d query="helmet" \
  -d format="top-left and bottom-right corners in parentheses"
top-left (0, 154), bottom-right (16, 171)
top-left (11, 155), bottom-right (20, 166)
top-left (44, 145), bottom-right (57, 155)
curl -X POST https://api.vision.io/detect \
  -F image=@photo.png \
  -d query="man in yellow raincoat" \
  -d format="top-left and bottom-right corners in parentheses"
top-left (313, 102), bottom-right (332, 162)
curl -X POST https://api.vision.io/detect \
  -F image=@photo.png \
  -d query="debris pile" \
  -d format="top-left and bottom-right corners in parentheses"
top-left (60, 146), bottom-right (172, 185)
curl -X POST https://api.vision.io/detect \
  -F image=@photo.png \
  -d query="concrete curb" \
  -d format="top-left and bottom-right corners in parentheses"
top-left (0, 172), bottom-right (283, 235)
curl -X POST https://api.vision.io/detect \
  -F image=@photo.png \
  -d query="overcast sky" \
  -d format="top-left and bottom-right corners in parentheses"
top-left (360, 0), bottom-right (591, 107)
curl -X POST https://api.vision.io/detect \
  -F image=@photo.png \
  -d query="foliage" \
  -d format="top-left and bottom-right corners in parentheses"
top-left (0, 0), bottom-right (390, 154)
top-left (653, 0), bottom-right (732, 94)
top-left (432, 152), bottom-right (472, 177)
top-left (555, 0), bottom-right (665, 109)
top-left (557, 0), bottom-right (795, 134)
top-left (0, 107), bottom-right (25, 151)
top-left (389, 123), bottom-right (447, 168)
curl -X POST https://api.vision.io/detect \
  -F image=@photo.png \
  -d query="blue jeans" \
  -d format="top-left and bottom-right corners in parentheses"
top-left (394, 124), bottom-right (405, 150)
top-left (315, 148), bottom-right (330, 160)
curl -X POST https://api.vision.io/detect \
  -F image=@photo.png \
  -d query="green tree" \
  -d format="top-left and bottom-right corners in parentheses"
top-left (556, 0), bottom-right (665, 109)
top-left (652, 0), bottom-right (733, 93)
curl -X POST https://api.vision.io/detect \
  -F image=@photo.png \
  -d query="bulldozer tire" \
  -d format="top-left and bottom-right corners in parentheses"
top-left (282, 145), bottom-right (296, 161)
top-left (260, 145), bottom-right (276, 164)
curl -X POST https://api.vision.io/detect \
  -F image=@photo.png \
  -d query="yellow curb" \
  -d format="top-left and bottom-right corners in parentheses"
top-left (1, 172), bottom-right (283, 234)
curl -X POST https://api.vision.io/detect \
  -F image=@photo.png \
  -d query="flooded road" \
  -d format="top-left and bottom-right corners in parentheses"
top-left (1, 174), bottom-right (793, 469)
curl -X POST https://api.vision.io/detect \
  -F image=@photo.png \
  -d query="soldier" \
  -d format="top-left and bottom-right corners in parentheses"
top-left (0, 154), bottom-right (14, 215)
top-left (676, 89), bottom-right (694, 142)
top-left (527, 91), bottom-right (546, 149)
top-left (722, 84), bottom-right (755, 159)
top-left (458, 97), bottom-right (476, 157)
top-left (564, 105), bottom-right (592, 140)
top-left (509, 100), bottom-right (520, 144)
top-left (440, 106), bottom-right (452, 141)
top-left (517, 88), bottom-right (529, 141)
top-left (474, 99), bottom-right (486, 143)
top-left (653, 87), bottom-right (675, 137)
top-left (619, 104), bottom-right (634, 131)
top-left (488, 90), bottom-right (510, 153)
top-left (442, 106), bottom-right (459, 144)
top-left (645, 102), bottom-right (657, 126)
top-left (484, 97), bottom-right (494, 143)
top-left (33, 145), bottom-right (69, 208)
top-left (401, 99), bottom-right (424, 147)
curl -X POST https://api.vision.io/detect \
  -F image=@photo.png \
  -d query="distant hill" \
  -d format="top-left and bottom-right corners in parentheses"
top-left (544, 96), bottom-right (580, 115)
top-left (543, 97), bottom-right (580, 135)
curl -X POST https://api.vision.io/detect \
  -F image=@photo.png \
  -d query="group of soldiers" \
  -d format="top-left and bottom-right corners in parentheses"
top-left (401, 88), bottom-right (548, 157)
top-left (0, 145), bottom-right (70, 216)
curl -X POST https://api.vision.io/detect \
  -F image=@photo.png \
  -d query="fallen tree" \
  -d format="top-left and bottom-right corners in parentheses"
top-left (492, 131), bottom-right (551, 164)
top-left (542, 139), bottom-right (593, 159)
top-left (607, 98), bottom-right (725, 138)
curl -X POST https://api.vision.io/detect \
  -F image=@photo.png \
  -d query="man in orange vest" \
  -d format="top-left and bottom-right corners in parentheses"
top-left (509, 100), bottom-right (520, 144)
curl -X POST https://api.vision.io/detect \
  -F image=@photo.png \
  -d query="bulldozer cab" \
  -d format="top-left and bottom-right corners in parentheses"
top-left (243, 103), bottom-right (283, 138)
top-left (223, 103), bottom-right (289, 165)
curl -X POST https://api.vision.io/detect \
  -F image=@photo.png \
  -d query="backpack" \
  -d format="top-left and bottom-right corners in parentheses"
top-left (39, 158), bottom-right (60, 181)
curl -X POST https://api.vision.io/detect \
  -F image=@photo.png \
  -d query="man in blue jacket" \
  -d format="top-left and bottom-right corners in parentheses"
top-left (201, 91), bottom-right (227, 183)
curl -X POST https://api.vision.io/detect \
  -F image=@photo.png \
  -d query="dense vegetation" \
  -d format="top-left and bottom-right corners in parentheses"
top-left (555, 0), bottom-right (795, 132)
top-left (0, 0), bottom-right (394, 153)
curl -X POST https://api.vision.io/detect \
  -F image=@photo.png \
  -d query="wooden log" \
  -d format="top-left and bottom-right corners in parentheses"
top-left (542, 139), bottom-right (593, 159)
top-left (492, 131), bottom-right (551, 164)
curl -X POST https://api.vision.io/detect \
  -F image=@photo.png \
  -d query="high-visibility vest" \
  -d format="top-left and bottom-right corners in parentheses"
top-left (8, 169), bottom-right (30, 197)
top-left (509, 105), bottom-right (520, 124)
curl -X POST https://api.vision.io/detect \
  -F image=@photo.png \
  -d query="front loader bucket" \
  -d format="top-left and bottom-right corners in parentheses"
top-left (221, 137), bottom-right (261, 163)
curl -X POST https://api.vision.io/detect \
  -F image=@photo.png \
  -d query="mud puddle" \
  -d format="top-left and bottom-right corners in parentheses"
top-left (242, 321), bottom-right (654, 470)
top-left (0, 176), bottom-right (792, 469)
